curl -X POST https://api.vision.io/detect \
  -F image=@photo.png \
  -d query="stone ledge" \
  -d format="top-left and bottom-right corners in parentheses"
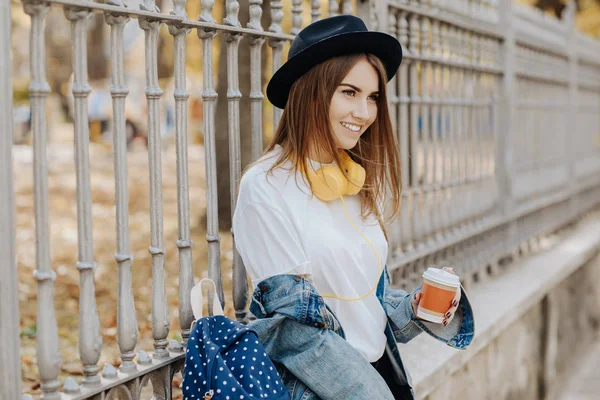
top-left (399, 215), bottom-right (600, 399)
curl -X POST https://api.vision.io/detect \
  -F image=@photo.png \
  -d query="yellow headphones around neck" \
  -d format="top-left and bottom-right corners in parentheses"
top-left (301, 151), bottom-right (382, 302)
top-left (304, 151), bottom-right (366, 202)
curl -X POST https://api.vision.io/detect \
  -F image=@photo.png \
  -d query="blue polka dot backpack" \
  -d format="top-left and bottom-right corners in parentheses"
top-left (183, 279), bottom-right (290, 400)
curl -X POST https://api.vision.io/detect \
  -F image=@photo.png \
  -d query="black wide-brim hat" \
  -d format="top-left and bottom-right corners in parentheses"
top-left (266, 15), bottom-right (403, 109)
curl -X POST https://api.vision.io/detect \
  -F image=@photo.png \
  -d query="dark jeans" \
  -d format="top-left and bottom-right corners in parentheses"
top-left (371, 351), bottom-right (413, 400)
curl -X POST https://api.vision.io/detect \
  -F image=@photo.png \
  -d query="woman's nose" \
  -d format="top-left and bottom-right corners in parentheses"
top-left (352, 100), bottom-right (369, 120)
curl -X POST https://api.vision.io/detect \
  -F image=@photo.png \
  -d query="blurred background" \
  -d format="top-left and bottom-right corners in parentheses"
top-left (7, 0), bottom-right (600, 398)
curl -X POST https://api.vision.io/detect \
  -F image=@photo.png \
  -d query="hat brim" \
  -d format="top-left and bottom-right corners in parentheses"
top-left (266, 31), bottom-right (403, 109)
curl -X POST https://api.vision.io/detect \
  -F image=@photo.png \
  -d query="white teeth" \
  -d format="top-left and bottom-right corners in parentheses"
top-left (341, 122), bottom-right (361, 132)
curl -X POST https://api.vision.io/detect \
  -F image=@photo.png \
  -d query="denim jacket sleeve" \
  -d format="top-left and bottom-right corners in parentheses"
top-left (381, 268), bottom-right (475, 349)
top-left (249, 275), bottom-right (395, 400)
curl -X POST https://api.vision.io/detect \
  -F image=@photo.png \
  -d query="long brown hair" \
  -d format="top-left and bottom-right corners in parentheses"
top-left (260, 53), bottom-right (401, 235)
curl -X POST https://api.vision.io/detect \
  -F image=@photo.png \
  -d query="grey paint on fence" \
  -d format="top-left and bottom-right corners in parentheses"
top-left (1, 1), bottom-right (21, 399)
top-left (2, 0), bottom-right (600, 398)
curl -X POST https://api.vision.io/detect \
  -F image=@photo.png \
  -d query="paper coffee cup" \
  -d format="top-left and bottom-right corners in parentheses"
top-left (416, 267), bottom-right (460, 323)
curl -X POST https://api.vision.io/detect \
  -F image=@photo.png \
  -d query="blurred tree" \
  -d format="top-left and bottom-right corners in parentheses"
top-left (88, 14), bottom-right (108, 80)
top-left (530, 0), bottom-right (600, 36)
top-left (157, 0), bottom-right (175, 79)
top-left (534, 0), bottom-right (570, 16)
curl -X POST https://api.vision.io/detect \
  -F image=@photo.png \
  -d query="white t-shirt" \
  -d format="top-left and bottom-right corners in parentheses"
top-left (232, 145), bottom-right (388, 362)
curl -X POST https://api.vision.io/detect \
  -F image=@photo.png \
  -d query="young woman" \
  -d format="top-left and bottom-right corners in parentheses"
top-left (233, 15), bottom-right (474, 400)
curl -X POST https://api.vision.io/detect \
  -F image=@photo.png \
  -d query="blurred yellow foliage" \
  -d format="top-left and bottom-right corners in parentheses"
top-left (517, 0), bottom-right (600, 37)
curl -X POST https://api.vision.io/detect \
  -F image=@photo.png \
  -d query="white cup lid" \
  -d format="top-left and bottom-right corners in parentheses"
top-left (422, 267), bottom-right (460, 287)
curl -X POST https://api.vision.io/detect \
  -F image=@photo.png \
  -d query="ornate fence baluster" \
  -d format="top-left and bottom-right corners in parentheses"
top-left (342, 0), bottom-right (352, 14)
top-left (386, 12), bottom-right (401, 257)
top-left (466, 30), bottom-right (478, 224)
top-left (291, 0), bottom-right (303, 35)
top-left (398, 11), bottom-right (413, 255)
top-left (448, 25), bottom-right (459, 232)
top-left (473, 35), bottom-right (485, 219)
top-left (388, 13), bottom-right (399, 141)
top-left (168, 0), bottom-right (194, 343)
top-left (454, 27), bottom-right (464, 226)
top-left (66, 9), bottom-right (104, 400)
top-left (440, 22), bottom-right (451, 235)
top-left (420, 16), bottom-right (432, 243)
top-left (455, 27), bottom-right (467, 229)
top-left (23, 1), bottom-right (62, 398)
top-left (328, 0), bottom-right (338, 16)
top-left (489, 38), bottom-right (500, 212)
top-left (197, 0), bottom-right (225, 306)
top-left (431, 18), bottom-right (442, 240)
top-left (0, 1), bottom-right (20, 397)
top-left (248, 0), bottom-right (265, 161)
top-left (408, 13), bottom-right (422, 252)
top-left (223, 0), bottom-right (247, 323)
top-left (138, 0), bottom-right (170, 359)
top-left (462, 29), bottom-right (471, 226)
top-left (269, 0), bottom-right (285, 128)
top-left (311, 0), bottom-right (321, 22)
top-left (104, 3), bottom-right (138, 372)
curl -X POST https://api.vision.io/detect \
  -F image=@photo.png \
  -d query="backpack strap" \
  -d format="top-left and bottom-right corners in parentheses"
top-left (191, 278), bottom-right (224, 323)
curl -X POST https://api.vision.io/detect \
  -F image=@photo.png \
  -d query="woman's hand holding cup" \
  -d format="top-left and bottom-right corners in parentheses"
top-left (410, 267), bottom-right (461, 326)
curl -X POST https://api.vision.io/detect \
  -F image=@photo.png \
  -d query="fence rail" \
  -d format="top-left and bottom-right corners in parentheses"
top-left (2, 0), bottom-right (600, 399)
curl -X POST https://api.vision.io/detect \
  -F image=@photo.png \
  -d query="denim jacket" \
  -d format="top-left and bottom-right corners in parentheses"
top-left (249, 267), bottom-right (475, 400)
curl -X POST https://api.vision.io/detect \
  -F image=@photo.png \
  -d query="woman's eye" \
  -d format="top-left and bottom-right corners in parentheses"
top-left (342, 90), bottom-right (355, 97)
top-left (368, 95), bottom-right (379, 102)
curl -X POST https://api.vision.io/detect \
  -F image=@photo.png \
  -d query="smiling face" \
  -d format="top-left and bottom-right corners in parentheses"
top-left (328, 58), bottom-right (380, 151)
top-left (268, 53), bottom-right (401, 227)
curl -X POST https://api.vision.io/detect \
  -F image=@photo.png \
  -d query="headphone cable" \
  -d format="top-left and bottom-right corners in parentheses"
top-left (320, 195), bottom-right (383, 302)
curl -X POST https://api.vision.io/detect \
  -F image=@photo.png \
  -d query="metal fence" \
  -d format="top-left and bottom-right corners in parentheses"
top-left (1, 0), bottom-right (600, 399)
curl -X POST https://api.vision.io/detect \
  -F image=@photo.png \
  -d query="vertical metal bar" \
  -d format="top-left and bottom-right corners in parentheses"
top-left (439, 22), bottom-right (450, 234)
top-left (398, 11), bottom-right (412, 253)
top-left (269, 0), bottom-right (284, 128)
top-left (473, 36), bottom-right (484, 217)
top-left (197, 2), bottom-right (225, 306)
top-left (431, 18), bottom-right (442, 241)
top-left (448, 25), bottom-right (458, 231)
top-left (223, 0), bottom-right (248, 323)
top-left (104, 7), bottom-right (139, 372)
top-left (22, 2), bottom-right (62, 398)
top-left (388, 13), bottom-right (398, 141)
top-left (342, 0), bottom-right (352, 15)
top-left (564, 11), bottom-right (578, 201)
top-left (248, 0), bottom-right (265, 162)
top-left (291, 0), bottom-right (303, 35)
top-left (456, 29), bottom-right (467, 227)
top-left (463, 31), bottom-right (473, 221)
top-left (168, 0), bottom-right (194, 343)
top-left (64, 6), bottom-right (102, 386)
top-left (460, 29), bottom-right (470, 225)
top-left (386, 11), bottom-right (400, 254)
top-left (408, 14), bottom-right (422, 249)
top-left (138, 3), bottom-right (170, 359)
top-left (420, 17), bottom-right (432, 242)
top-left (497, 0), bottom-right (515, 216)
top-left (328, 0), bottom-right (338, 16)
top-left (311, 0), bottom-right (321, 22)
top-left (0, 1), bottom-right (21, 398)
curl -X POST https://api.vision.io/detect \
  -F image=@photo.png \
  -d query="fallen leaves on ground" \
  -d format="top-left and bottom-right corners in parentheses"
top-left (16, 124), bottom-right (239, 398)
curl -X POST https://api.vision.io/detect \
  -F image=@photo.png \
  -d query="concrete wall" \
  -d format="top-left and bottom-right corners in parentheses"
top-left (426, 255), bottom-right (600, 400)
top-left (401, 215), bottom-right (600, 400)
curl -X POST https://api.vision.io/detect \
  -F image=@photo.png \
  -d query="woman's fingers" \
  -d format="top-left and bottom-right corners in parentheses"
top-left (442, 288), bottom-right (461, 326)
top-left (440, 267), bottom-right (459, 326)
top-left (410, 291), bottom-right (421, 317)
top-left (442, 266), bottom-right (456, 275)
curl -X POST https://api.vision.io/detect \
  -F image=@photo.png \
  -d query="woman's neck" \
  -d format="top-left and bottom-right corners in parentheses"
top-left (307, 145), bottom-right (335, 164)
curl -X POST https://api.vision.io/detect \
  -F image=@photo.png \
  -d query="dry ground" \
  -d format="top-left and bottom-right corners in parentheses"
top-left (16, 124), bottom-right (236, 397)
